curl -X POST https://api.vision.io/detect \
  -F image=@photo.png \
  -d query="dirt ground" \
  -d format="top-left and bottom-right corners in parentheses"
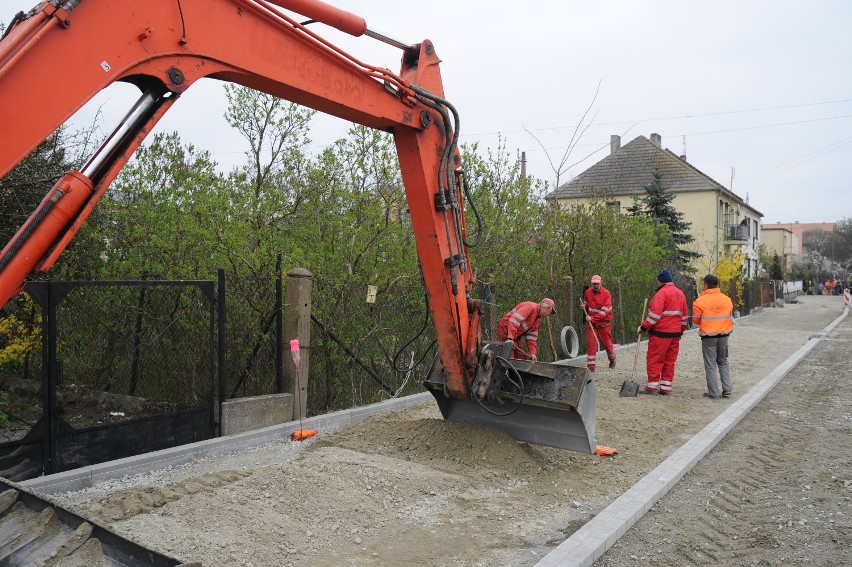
top-left (46, 295), bottom-right (849, 567)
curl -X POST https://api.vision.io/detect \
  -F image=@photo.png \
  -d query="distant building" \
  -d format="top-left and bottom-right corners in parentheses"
top-left (545, 134), bottom-right (764, 277)
top-left (761, 222), bottom-right (834, 256)
top-left (761, 226), bottom-right (798, 275)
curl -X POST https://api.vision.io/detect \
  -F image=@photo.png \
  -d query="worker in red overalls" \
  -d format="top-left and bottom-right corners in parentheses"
top-left (638, 269), bottom-right (688, 396)
top-left (496, 298), bottom-right (557, 361)
top-left (581, 275), bottom-right (616, 371)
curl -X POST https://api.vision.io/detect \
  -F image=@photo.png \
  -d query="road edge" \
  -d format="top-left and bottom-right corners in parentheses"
top-left (532, 306), bottom-right (849, 567)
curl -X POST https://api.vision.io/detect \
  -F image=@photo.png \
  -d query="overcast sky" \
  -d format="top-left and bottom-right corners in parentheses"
top-left (4, 0), bottom-right (851, 224)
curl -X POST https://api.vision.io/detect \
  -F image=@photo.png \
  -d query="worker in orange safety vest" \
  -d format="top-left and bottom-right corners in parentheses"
top-left (581, 275), bottom-right (616, 371)
top-left (496, 298), bottom-right (557, 361)
top-left (638, 269), bottom-right (688, 396)
top-left (692, 274), bottom-right (735, 400)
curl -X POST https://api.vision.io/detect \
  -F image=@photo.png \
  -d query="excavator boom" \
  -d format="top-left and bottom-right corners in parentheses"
top-left (0, 0), bottom-right (595, 452)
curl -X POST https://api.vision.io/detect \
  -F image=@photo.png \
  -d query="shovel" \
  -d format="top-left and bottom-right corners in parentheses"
top-left (579, 297), bottom-right (601, 352)
top-left (621, 297), bottom-right (648, 397)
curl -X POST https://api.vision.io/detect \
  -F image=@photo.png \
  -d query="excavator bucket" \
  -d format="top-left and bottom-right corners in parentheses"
top-left (424, 342), bottom-right (596, 453)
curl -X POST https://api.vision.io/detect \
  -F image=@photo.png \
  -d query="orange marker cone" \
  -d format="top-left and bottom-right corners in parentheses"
top-left (290, 429), bottom-right (317, 441)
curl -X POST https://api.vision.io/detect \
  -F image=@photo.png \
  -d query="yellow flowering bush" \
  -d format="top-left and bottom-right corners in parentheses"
top-left (0, 294), bottom-right (42, 367)
top-left (713, 250), bottom-right (745, 309)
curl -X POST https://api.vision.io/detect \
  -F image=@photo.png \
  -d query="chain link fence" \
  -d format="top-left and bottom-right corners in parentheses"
top-left (1, 268), bottom-right (774, 440)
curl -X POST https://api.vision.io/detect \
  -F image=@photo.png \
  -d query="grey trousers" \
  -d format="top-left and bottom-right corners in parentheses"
top-left (701, 335), bottom-right (731, 397)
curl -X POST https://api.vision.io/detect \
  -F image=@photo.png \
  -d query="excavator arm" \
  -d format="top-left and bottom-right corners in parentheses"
top-left (0, 0), bottom-right (595, 452)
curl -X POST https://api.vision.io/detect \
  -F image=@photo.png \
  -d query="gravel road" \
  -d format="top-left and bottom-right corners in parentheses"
top-left (597, 303), bottom-right (851, 567)
top-left (45, 295), bottom-right (849, 567)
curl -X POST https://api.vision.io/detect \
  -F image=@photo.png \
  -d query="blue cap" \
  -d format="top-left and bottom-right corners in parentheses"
top-left (657, 269), bottom-right (673, 283)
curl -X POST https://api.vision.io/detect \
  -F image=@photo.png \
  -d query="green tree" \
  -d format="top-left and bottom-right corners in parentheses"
top-left (462, 139), bottom-right (545, 290)
top-left (768, 254), bottom-right (784, 280)
top-left (63, 132), bottom-right (227, 281)
top-left (539, 198), bottom-right (668, 339)
top-left (0, 125), bottom-right (94, 245)
top-left (826, 218), bottom-right (852, 264)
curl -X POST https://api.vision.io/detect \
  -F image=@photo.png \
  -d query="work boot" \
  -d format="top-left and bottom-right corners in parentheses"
top-left (722, 391), bottom-right (732, 398)
top-left (638, 389), bottom-right (656, 395)
top-left (608, 358), bottom-right (616, 369)
top-left (702, 392), bottom-right (719, 400)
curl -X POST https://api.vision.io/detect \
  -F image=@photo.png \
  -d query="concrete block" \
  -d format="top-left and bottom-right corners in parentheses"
top-left (221, 393), bottom-right (293, 437)
top-left (22, 467), bottom-right (92, 494)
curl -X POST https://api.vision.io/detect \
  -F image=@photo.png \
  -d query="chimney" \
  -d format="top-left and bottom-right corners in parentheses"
top-left (610, 135), bottom-right (621, 154)
top-left (521, 151), bottom-right (527, 177)
top-left (650, 133), bottom-right (662, 147)
top-left (679, 155), bottom-right (687, 162)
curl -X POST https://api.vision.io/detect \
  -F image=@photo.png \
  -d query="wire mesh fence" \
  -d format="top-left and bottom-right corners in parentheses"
top-left (51, 283), bottom-right (214, 411)
top-left (1, 267), bottom-right (776, 438)
top-left (220, 267), bottom-right (280, 400)
top-left (307, 273), bottom-right (436, 415)
top-left (0, 282), bottom-right (215, 440)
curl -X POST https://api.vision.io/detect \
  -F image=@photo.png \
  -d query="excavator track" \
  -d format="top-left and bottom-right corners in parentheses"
top-left (0, 477), bottom-right (193, 566)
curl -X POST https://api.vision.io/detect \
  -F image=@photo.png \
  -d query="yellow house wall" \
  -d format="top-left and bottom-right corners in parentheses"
top-left (762, 228), bottom-right (798, 268)
top-left (762, 229), bottom-right (789, 257)
top-left (555, 190), bottom-right (762, 275)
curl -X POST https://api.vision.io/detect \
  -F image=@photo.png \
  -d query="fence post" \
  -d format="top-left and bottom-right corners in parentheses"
top-left (217, 269), bottom-right (226, 432)
top-left (284, 267), bottom-right (313, 420)
top-left (565, 276), bottom-right (574, 331)
top-left (275, 255), bottom-right (283, 394)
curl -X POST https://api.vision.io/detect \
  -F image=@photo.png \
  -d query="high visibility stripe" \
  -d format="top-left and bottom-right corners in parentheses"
top-left (700, 314), bottom-right (733, 321)
top-left (527, 331), bottom-right (538, 339)
top-left (662, 310), bottom-right (683, 316)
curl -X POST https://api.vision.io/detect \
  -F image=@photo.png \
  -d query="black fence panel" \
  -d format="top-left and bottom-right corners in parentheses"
top-left (54, 409), bottom-right (211, 472)
top-left (0, 280), bottom-right (216, 480)
top-left (0, 292), bottom-right (45, 480)
top-left (219, 268), bottom-right (280, 401)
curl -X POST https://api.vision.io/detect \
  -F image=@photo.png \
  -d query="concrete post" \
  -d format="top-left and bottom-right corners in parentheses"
top-left (283, 267), bottom-right (312, 420)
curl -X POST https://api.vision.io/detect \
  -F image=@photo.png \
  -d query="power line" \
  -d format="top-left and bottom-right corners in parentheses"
top-left (737, 135), bottom-right (852, 188)
top-left (461, 97), bottom-right (852, 138)
top-left (507, 113), bottom-right (852, 154)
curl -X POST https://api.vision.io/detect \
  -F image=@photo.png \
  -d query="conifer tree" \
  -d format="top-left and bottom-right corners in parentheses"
top-left (629, 169), bottom-right (699, 268)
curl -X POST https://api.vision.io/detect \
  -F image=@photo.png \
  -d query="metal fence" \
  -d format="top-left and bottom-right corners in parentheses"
top-left (0, 264), bottom-right (787, 481)
top-left (307, 274), bottom-right (436, 415)
top-left (0, 280), bottom-right (216, 480)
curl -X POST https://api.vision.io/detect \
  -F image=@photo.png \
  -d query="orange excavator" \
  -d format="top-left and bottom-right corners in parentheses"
top-left (0, 0), bottom-right (595, 452)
